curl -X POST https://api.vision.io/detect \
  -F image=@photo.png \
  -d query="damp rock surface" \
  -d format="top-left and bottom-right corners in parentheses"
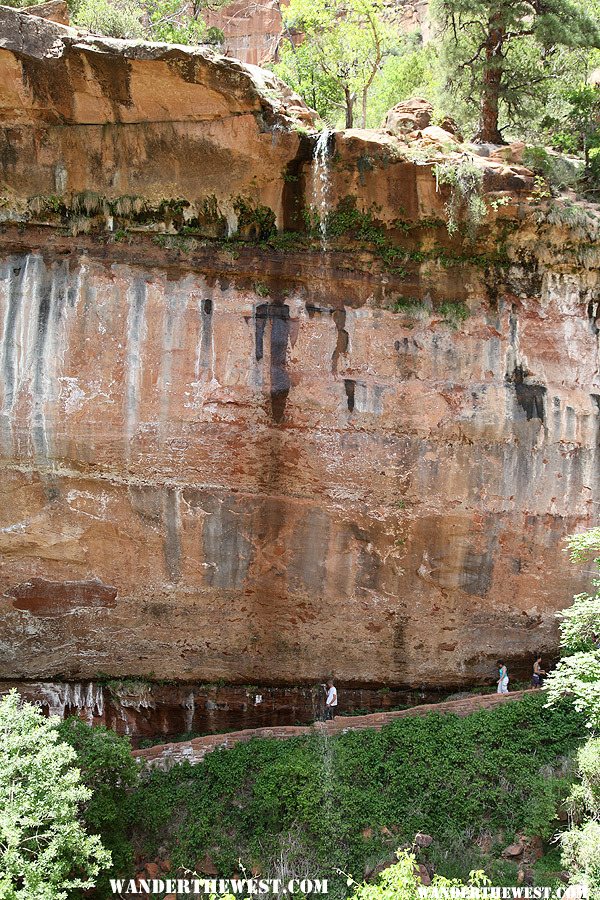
top-left (0, 8), bottom-right (599, 698)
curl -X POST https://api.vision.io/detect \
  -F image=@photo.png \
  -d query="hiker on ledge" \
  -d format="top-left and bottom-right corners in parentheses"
top-left (532, 655), bottom-right (546, 688)
top-left (324, 680), bottom-right (338, 720)
top-left (497, 661), bottom-right (509, 694)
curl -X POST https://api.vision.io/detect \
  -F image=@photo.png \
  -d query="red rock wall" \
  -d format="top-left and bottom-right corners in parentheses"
top-left (205, 0), bottom-right (286, 66)
top-left (135, 690), bottom-right (533, 769)
top-left (0, 228), bottom-right (596, 691)
top-left (0, 679), bottom-right (447, 741)
top-left (0, 9), bottom-right (599, 717)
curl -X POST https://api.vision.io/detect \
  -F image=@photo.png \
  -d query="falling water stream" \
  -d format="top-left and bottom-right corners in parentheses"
top-left (311, 129), bottom-right (333, 246)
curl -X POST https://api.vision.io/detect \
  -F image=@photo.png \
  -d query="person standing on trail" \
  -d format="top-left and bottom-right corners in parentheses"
top-left (532, 655), bottom-right (546, 688)
top-left (324, 680), bottom-right (337, 720)
top-left (497, 661), bottom-right (509, 694)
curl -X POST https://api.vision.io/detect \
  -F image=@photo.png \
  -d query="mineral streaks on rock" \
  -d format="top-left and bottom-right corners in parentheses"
top-left (0, 7), bottom-right (599, 693)
top-left (0, 248), bottom-right (598, 688)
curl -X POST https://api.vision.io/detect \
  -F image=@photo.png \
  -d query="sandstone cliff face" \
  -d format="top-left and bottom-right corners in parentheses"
top-left (204, 0), bottom-right (431, 67)
top-left (0, 9), bottom-right (599, 731)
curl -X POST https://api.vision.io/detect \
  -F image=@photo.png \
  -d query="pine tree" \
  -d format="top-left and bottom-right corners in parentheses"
top-left (432, 0), bottom-right (600, 143)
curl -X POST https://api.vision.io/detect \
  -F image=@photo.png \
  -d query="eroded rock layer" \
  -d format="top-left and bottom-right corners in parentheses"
top-left (0, 9), bottom-right (599, 725)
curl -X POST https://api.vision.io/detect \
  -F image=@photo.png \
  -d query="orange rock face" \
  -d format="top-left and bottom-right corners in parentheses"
top-left (0, 9), bottom-right (599, 718)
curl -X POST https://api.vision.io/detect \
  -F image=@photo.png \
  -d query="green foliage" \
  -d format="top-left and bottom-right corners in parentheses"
top-left (531, 846), bottom-right (565, 889)
top-left (274, 0), bottom-right (392, 128)
top-left (126, 694), bottom-right (584, 890)
top-left (435, 161), bottom-right (486, 237)
top-left (546, 652), bottom-right (600, 730)
top-left (57, 718), bottom-right (139, 889)
top-left (144, 0), bottom-right (206, 44)
top-left (2, 0), bottom-right (81, 9)
top-left (0, 691), bottom-right (110, 900)
top-left (70, 0), bottom-right (229, 43)
top-left (73, 0), bottom-right (144, 37)
top-left (545, 529), bottom-right (600, 728)
top-left (545, 528), bottom-right (600, 894)
top-left (438, 300), bottom-right (470, 326)
top-left (347, 849), bottom-right (489, 900)
top-left (554, 85), bottom-right (600, 188)
top-left (367, 38), bottom-right (439, 128)
top-left (561, 820), bottom-right (600, 889)
top-left (522, 146), bottom-right (579, 192)
top-left (431, 0), bottom-right (600, 143)
top-left (567, 527), bottom-right (600, 566)
top-left (305, 197), bottom-right (407, 272)
top-left (233, 198), bottom-right (276, 240)
top-left (393, 297), bottom-right (428, 317)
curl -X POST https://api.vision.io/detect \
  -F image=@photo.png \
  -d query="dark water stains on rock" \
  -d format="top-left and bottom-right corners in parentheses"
top-left (460, 541), bottom-right (497, 596)
top-left (281, 132), bottom-right (313, 232)
top-left (29, 258), bottom-right (69, 462)
top-left (514, 382), bottom-right (546, 423)
top-left (344, 379), bottom-right (355, 412)
top-left (0, 679), bottom-right (449, 742)
top-left (0, 129), bottom-right (18, 172)
top-left (84, 51), bottom-right (133, 111)
top-left (587, 299), bottom-right (599, 335)
top-left (129, 484), bottom-right (162, 525)
top-left (331, 307), bottom-right (349, 373)
top-left (163, 487), bottom-right (182, 583)
top-left (254, 302), bottom-right (291, 423)
top-left (508, 365), bottom-right (546, 423)
top-left (182, 490), bottom-right (253, 591)
top-left (9, 577), bottom-right (117, 615)
top-left (18, 54), bottom-right (74, 123)
top-left (124, 277), bottom-right (147, 441)
top-left (287, 508), bottom-right (330, 595)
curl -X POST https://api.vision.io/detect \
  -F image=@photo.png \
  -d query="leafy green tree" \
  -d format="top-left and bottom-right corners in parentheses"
top-left (545, 528), bottom-right (600, 727)
top-left (545, 528), bottom-right (600, 894)
top-left (144, 0), bottom-right (228, 45)
top-left (274, 0), bottom-right (392, 128)
top-left (367, 36), bottom-right (439, 128)
top-left (57, 718), bottom-right (139, 888)
top-left (74, 0), bottom-right (144, 38)
top-left (431, 0), bottom-right (600, 143)
top-left (73, 0), bottom-right (229, 43)
top-left (560, 86), bottom-right (600, 186)
top-left (0, 691), bottom-right (110, 900)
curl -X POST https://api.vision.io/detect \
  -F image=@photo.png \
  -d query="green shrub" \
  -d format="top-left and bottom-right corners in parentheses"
top-left (438, 300), bottom-right (470, 327)
top-left (393, 296), bottom-right (428, 317)
top-left (125, 694), bottom-right (585, 892)
top-left (57, 718), bottom-right (139, 895)
top-left (0, 693), bottom-right (111, 899)
top-left (434, 160), bottom-right (486, 237)
top-left (522, 146), bottom-right (579, 193)
top-left (74, 0), bottom-right (144, 37)
top-left (233, 197), bottom-right (276, 240)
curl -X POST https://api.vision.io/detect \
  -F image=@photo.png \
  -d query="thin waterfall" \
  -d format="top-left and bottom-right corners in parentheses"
top-left (311, 129), bottom-right (333, 245)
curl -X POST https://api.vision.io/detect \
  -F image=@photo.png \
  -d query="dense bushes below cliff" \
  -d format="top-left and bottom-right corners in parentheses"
top-left (62, 693), bottom-right (586, 897)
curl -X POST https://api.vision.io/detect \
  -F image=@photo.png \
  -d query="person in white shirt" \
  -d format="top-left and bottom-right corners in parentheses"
top-left (324, 680), bottom-right (338, 720)
top-left (497, 661), bottom-right (509, 694)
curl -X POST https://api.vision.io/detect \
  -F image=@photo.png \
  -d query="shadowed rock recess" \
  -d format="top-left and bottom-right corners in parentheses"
top-left (0, 6), bottom-right (599, 737)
